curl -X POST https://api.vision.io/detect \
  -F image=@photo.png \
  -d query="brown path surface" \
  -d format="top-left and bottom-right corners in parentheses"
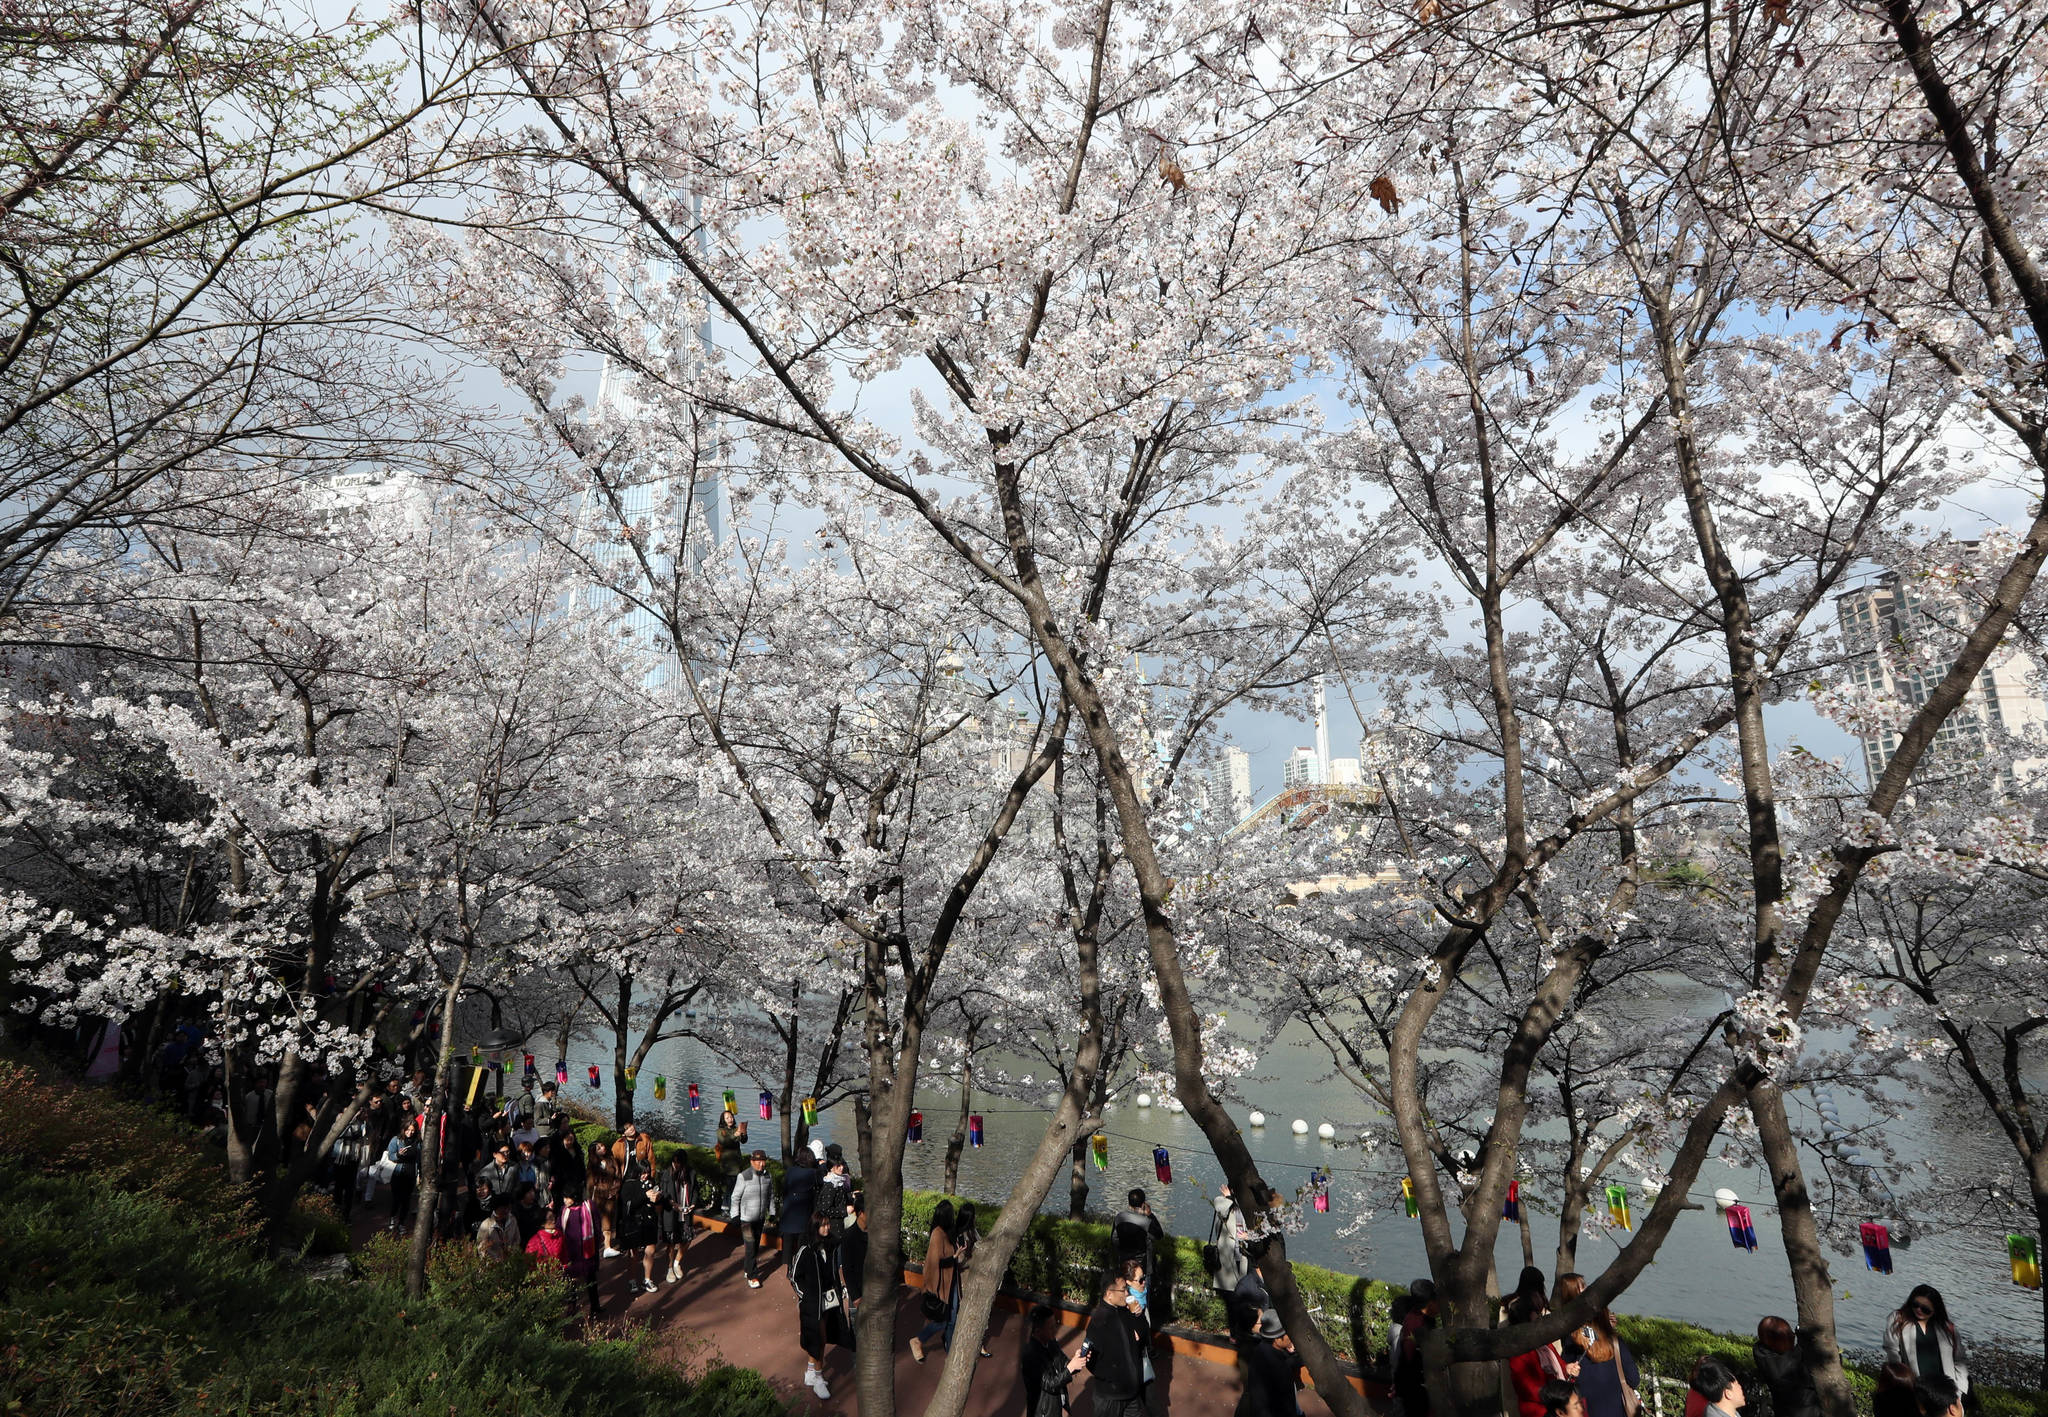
top-left (348, 1186), bottom-right (1343, 1416)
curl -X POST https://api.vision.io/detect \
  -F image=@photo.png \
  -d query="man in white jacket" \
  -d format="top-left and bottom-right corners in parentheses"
top-left (726, 1149), bottom-right (777, 1288)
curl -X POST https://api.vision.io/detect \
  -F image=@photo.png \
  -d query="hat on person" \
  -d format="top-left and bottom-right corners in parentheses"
top-left (808, 1138), bottom-right (827, 1162)
top-left (1257, 1309), bottom-right (1287, 1341)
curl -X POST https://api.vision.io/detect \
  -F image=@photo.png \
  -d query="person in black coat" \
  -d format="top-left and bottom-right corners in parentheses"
top-left (790, 1214), bottom-right (852, 1401)
top-left (1235, 1309), bottom-right (1304, 1417)
top-left (1023, 1302), bottom-right (1089, 1417)
top-left (840, 1191), bottom-right (870, 1308)
top-left (1754, 1316), bottom-right (1821, 1417)
top-left (1083, 1268), bottom-right (1154, 1417)
top-left (780, 1142), bottom-right (825, 1271)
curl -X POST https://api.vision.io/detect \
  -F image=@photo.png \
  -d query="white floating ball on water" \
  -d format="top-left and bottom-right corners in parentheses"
top-left (1167, 1097), bottom-right (1185, 1114)
top-left (1291, 1118), bottom-right (1309, 1135)
top-left (1317, 1122), bottom-right (1337, 1140)
top-left (1248, 1111), bottom-right (1267, 1127)
top-left (1136, 1093), bottom-right (1153, 1108)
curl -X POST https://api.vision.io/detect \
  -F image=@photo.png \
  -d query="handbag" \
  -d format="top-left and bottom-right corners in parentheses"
top-left (1617, 1357), bottom-right (1641, 1417)
top-left (920, 1291), bottom-right (947, 1322)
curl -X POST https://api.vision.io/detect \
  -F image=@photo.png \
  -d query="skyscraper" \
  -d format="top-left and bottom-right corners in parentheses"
top-left (1835, 568), bottom-right (2047, 788)
top-left (1283, 745), bottom-right (1322, 789)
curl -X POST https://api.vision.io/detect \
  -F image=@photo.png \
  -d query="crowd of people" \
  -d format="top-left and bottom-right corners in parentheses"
top-left (149, 1040), bottom-right (1991, 1417)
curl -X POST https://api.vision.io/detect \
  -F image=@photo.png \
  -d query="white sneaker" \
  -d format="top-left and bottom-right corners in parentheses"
top-left (601, 1247), bottom-right (620, 1258)
top-left (806, 1369), bottom-right (830, 1399)
top-left (746, 1277), bottom-right (761, 1289)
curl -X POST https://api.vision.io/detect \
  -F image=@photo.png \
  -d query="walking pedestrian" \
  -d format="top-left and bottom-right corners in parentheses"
top-left (1877, 1364), bottom-right (1922, 1417)
top-left (1210, 1183), bottom-right (1250, 1294)
top-left (1690, 1357), bottom-right (1746, 1417)
top-left (476, 1195), bottom-right (520, 1262)
top-left (616, 1146), bottom-right (662, 1295)
top-left (1883, 1285), bottom-right (1970, 1400)
top-left (715, 1105), bottom-right (749, 1206)
top-left (1394, 1278), bottom-right (1440, 1417)
top-left (727, 1149), bottom-right (775, 1288)
top-left (1113, 1189), bottom-right (1166, 1281)
top-left (780, 1140), bottom-right (824, 1272)
top-left (1754, 1316), bottom-right (1821, 1417)
top-left (1083, 1266), bottom-right (1154, 1417)
top-left (1022, 1302), bottom-right (1089, 1417)
top-left (657, 1150), bottom-right (695, 1285)
top-left (790, 1212), bottom-right (853, 1400)
top-left (526, 1204), bottom-right (565, 1265)
top-left (1234, 1309), bottom-right (1304, 1417)
top-left (1539, 1380), bottom-right (1585, 1417)
top-left (587, 1140), bottom-right (620, 1256)
top-left (1505, 1269), bottom-right (1574, 1417)
top-left (911, 1198), bottom-right (962, 1362)
top-left (561, 1186), bottom-right (603, 1317)
top-left (841, 1191), bottom-right (870, 1310)
top-left (384, 1118), bottom-right (421, 1234)
top-left (1560, 1290), bottom-right (1639, 1417)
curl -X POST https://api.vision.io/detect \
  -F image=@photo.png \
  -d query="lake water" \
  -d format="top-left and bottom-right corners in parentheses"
top-left (573, 1016), bottom-right (2042, 1363)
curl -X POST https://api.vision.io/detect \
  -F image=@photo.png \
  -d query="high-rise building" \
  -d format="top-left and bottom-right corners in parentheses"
top-left (1836, 569), bottom-right (2047, 788)
top-left (1283, 745), bottom-right (1322, 789)
top-left (1327, 757), bottom-right (1361, 786)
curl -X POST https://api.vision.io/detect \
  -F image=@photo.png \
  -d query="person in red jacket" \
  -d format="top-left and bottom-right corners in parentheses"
top-left (526, 1204), bottom-right (565, 1265)
top-left (1503, 1268), bottom-right (1577, 1417)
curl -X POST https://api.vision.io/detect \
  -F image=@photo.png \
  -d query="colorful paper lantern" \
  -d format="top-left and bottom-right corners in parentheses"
top-left (968, 1114), bottom-right (983, 1147)
top-left (622, 1065), bottom-right (637, 1092)
top-left (1727, 1203), bottom-right (1758, 1252)
top-left (1091, 1133), bottom-right (1109, 1170)
top-left (801, 1096), bottom-right (818, 1127)
top-left (653, 1075), bottom-right (667, 1101)
top-left (722, 1089), bottom-right (737, 1112)
top-left (1503, 1181), bottom-right (1520, 1221)
top-left (465, 1065), bottom-right (485, 1107)
top-left (2010, 1234), bottom-right (2041, 1290)
top-left (1311, 1167), bottom-right (1330, 1213)
top-left (1605, 1183), bottom-right (1631, 1231)
top-left (758, 1090), bottom-right (773, 1121)
top-left (688, 1082), bottom-right (701, 1110)
top-left (1860, 1221), bottom-right (1893, 1274)
top-left (522, 1053), bottom-right (536, 1079)
top-left (908, 1109), bottom-right (923, 1143)
top-left (1153, 1146), bottom-right (1172, 1184)
top-left (555, 1060), bottom-right (568, 1087)
top-left (1401, 1177), bottom-right (1418, 1218)
top-left (587, 1064), bottom-right (601, 1089)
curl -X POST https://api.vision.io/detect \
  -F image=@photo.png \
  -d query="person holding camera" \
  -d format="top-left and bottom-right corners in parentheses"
top-left (1083, 1265), bottom-right (1154, 1416)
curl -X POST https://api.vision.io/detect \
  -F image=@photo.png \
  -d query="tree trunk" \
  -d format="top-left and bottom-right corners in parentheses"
top-left (1752, 1084), bottom-right (1855, 1417)
top-left (1517, 1204), bottom-right (1535, 1272)
top-left (943, 1029), bottom-right (976, 1197)
top-left (2033, 1180), bottom-right (2048, 1388)
top-left (1555, 1181), bottom-right (1587, 1280)
top-left (407, 951), bottom-right (470, 1298)
top-left (1067, 1129), bottom-right (1091, 1219)
top-left (613, 973), bottom-right (635, 1129)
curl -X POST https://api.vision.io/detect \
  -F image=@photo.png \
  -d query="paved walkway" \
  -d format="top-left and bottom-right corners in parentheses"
top-left (350, 1191), bottom-right (1344, 1415)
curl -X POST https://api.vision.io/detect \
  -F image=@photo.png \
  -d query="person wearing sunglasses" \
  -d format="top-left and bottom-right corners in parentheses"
top-left (1882, 1285), bottom-right (1970, 1404)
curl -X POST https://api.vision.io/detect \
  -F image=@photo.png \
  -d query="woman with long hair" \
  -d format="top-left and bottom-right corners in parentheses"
top-left (1882, 1284), bottom-right (1970, 1399)
top-left (790, 1211), bottom-right (853, 1400)
top-left (1557, 1273), bottom-right (1638, 1417)
top-left (910, 1199), bottom-right (957, 1363)
top-left (657, 1150), bottom-right (695, 1285)
top-left (586, 1139), bottom-right (620, 1257)
top-left (1506, 1268), bottom-right (1575, 1417)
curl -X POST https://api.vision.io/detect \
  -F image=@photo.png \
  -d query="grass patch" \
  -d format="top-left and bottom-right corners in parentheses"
top-left (0, 1064), bottom-right (788, 1417)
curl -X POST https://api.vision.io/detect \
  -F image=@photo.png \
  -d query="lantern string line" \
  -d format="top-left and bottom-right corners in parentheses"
top-left (427, 1073), bottom-right (2036, 1242)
